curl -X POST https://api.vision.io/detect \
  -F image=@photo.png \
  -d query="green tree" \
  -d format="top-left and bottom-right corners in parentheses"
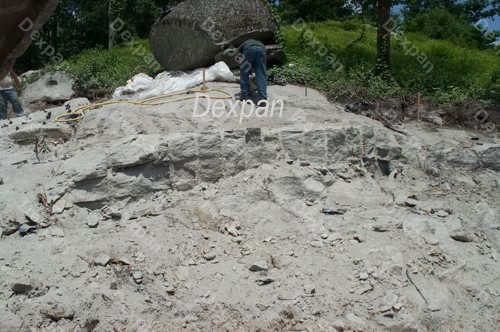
top-left (402, 0), bottom-right (499, 22)
top-left (400, 1), bottom-right (499, 48)
top-left (376, 0), bottom-right (393, 77)
top-left (404, 7), bottom-right (491, 47)
top-left (279, 0), bottom-right (354, 22)
top-left (17, 0), bottom-right (163, 71)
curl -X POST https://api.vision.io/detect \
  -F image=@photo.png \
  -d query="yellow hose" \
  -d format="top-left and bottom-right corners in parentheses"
top-left (54, 88), bottom-right (233, 123)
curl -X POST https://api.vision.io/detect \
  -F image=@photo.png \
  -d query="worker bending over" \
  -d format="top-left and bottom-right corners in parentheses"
top-left (238, 39), bottom-right (268, 103)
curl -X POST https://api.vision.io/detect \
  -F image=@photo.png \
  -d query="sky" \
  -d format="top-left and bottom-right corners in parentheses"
top-left (487, 15), bottom-right (500, 30)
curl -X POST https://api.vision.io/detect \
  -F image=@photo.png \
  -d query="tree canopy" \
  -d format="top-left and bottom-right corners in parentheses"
top-left (17, 0), bottom-right (500, 73)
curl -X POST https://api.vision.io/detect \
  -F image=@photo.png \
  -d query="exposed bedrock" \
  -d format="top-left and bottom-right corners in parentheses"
top-left (1, 84), bottom-right (498, 211)
top-left (420, 143), bottom-right (500, 172)
top-left (62, 125), bottom-right (402, 208)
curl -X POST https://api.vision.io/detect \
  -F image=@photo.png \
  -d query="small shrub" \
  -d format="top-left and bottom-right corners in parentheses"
top-left (50, 40), bottom-right (160, 95)
top-left (268, 62), bottom-right (318, 86)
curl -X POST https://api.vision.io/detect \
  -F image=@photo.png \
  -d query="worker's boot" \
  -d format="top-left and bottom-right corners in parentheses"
top-left (236, 92), bottom-right (252, 104)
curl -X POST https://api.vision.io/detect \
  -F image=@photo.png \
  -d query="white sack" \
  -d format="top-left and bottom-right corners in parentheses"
top-left (112, 61), bottom-right (236, 99)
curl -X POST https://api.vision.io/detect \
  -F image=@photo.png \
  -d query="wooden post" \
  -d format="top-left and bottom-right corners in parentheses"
top-left (201, 68), bottom-right (208, 91)
top-left (417, 93), bottom-right (421, 121)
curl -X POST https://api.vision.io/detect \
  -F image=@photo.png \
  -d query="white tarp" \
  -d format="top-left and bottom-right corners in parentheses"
top-left (112, 61), bottom-right (236, 99)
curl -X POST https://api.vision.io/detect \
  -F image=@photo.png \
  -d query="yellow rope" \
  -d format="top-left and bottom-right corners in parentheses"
top-left (54, 88), bottom-right (233, 123)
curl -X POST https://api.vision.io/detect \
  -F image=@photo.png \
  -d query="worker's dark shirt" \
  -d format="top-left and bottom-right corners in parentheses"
top-left (238, 39), bottom-right (265, 53)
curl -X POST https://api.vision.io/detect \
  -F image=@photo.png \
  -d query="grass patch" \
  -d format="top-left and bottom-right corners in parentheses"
top-left (276, 19), bottom-right (500, 104)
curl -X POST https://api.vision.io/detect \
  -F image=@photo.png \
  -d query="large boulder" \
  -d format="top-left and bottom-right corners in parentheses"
top-left (150, 0), bottom-right (281, 70)
top-left (0, 0), bottom-right (59, 79)
top-left (22, 72), bottom-right (75, 104)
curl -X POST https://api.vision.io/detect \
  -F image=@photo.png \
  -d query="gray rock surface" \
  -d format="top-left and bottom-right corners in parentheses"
top-left (22, 71), bottom-right (74, 104)
top-left (479, 144), bottom-right (500, 170)
top-left (0, 83), bottom-right (499, 331)
top-left (8, 123), bottom-right (73, 145)
top-left (94, 253), bottom-right (111, 267)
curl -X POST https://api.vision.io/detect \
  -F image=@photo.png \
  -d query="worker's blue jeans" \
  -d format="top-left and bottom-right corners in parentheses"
top-left (0, 88), bottom-right (24, 120)
top-left (240, 45), bottom-right (267, 101)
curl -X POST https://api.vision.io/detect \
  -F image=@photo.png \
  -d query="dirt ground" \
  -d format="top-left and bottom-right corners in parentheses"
top-left (0, 83), bottom-right (499, 331)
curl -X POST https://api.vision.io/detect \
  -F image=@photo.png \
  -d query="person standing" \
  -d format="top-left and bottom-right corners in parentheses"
top-left (238, 39), bottom-right (268, 103)
top-left (0, 63), bottom-right (24, 120)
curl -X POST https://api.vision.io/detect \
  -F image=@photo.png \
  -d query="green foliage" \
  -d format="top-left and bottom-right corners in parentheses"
top-left (53, 40), bottom-right (159, 93)
top-left (281, 19), bottom-right (500, 104)
top-left (17, 0), bottom-right (163, 72)
top-left (278, 0), bottom-right (353, 23)
top-left (401, 0), bottom-right (500, 23)
top-left (268, 62), bottom-right (318, 86)
top-left (263, 0), bottom-right (286, 48)
top-left (403, 8), bottom-right (490, 48)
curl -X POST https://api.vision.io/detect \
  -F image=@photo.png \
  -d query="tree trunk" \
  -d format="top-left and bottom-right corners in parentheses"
top-left (375, 0), bottom-right (392, 77)
top-left (108, 0), bottom-right (115, 50)
top-left (0, 0), bottom-right (60, 80)
top-left (52, 6), bottom-right (58, 53)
